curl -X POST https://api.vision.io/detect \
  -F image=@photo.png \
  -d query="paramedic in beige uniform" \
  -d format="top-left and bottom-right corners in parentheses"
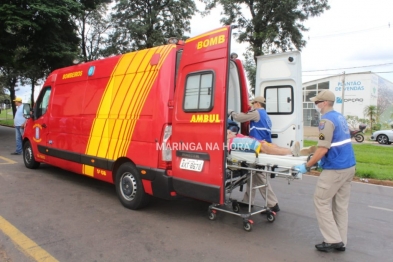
top-left (295, 90), bottom-right (356, 252)
top-left (228, 96), bottom-right (280, 212)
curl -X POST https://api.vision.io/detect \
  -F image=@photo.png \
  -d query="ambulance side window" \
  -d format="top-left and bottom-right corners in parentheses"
top-left (35, 87), bottom-right (52, 119)
top-left (183, 71), bottom-right (214, 112)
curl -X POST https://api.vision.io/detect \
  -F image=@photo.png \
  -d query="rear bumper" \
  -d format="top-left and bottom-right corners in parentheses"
top-left (136, 166), bottom-right (177, 200)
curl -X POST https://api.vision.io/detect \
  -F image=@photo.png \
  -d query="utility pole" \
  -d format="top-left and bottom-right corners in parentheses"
top-left (341, 71), bottom-right (345, 115)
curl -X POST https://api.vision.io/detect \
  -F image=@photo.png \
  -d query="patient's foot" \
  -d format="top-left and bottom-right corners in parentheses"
top-left (300, 145), bottom-right (317, 156)
top-left (291, 141), bottom-right (300, 157)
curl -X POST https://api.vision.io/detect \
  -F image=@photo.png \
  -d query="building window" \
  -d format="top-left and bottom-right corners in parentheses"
top-left (302, 81), bottom-right (330, 126)
top-left (318, 82), bottom-right (329, 90)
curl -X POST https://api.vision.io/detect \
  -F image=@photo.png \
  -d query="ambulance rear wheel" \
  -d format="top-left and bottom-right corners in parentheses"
top-left (115, 162), bottom-right (149, 210)
top-left (23, 141), bottom-right (40, 169)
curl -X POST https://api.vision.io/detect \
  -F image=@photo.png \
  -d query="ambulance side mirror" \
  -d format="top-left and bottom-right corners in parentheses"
top-left (23, 103), bottom-right (32, 119)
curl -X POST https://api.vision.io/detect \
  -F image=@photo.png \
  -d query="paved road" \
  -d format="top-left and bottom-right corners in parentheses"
top-left (1, 125), bottom-right (393, 262)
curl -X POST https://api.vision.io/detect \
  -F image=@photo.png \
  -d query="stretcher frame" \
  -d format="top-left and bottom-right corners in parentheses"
top-left (208, 151), bottom-right (306, 232)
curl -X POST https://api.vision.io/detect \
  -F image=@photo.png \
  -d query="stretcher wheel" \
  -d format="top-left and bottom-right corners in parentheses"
top-left (232, 203), bottom-right (240, 213)
top-left (243, 221), bottom-right (253, 232)
top-left (208, 210), bottom-right (217, 221)
top-left (267, 213), bottom-right (275, 222)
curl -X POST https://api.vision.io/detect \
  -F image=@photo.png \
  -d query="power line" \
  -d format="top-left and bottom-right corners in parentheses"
top-left (310, 24), bottom-right (390, 39)
top-left (303, 71), bottom-right (393, 77)
top-left (303, 62), bottom-right (393, 72)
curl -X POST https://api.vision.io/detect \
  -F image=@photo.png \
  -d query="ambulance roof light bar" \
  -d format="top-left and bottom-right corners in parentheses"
top-left (168, 38), bottom-right (184, 45)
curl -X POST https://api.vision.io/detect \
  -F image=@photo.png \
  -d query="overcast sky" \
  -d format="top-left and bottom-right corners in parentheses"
top-left (16, 0), bottom-right (393, 99)
top-left (191, 0), bottom-right (393, 84)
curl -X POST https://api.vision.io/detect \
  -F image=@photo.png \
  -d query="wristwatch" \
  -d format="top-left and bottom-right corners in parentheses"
top-left (304, 163), bottom-right (311, 172)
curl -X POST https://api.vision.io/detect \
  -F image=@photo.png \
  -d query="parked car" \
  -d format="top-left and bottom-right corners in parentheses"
top-left (370, 129), bottom-right (393, 144)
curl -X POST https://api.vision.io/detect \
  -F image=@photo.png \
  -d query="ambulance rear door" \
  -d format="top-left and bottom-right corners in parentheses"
top-left (171, 26), bottom-right (232, 204)
top-left (254, 51), bottom-right (303, 148)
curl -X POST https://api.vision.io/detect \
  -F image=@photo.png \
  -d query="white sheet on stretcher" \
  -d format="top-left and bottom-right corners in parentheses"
top-left (228, 151), bottom-right (308, 168)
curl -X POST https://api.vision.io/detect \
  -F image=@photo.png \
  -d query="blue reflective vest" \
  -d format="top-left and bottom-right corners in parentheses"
top-left (249, 109), bottom-right (272, 142)
top-left (320, 111), bottom-right (356, 169)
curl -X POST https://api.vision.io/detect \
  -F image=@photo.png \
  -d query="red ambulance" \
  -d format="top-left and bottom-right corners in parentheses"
top-left (22, 26), bottom-right (303, 210)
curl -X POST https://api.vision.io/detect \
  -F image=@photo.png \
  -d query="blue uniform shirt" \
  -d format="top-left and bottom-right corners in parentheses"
top-left (249, 109), bottom-right (272, 142)
top-left (319, 110), bottom-right (356, 170)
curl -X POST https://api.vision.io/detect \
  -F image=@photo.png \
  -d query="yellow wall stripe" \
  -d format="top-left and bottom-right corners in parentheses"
top-left (119, 45), bottom-right (173, 156)
top-left (0, 216), bottom-right (59, 262)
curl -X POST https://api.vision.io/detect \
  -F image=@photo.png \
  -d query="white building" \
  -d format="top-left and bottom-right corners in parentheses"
top-left (302, 72), bottom-right (393, 127)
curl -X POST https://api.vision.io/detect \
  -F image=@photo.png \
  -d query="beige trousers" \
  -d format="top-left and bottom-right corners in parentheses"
top-left (314, 166), bottom-right (355, 246)
top-left (242, 172), bottom-right (278, 207)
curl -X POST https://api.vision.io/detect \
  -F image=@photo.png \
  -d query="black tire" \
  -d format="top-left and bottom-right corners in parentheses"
top-left (243, 221), bottom-right (252, 232)
top-left (232, 203), bottom-right (240, 213)
top-left (354, 133), bottom-right (364, 143)
top-left (23, 141), bottom-right (40, 169)
top-left (267, 213), bottom-right (275, 222)
top-left (377, 135), bottom-right (389, 145)
top-left (115, 162), bottom-right (150, 210)
top-left (208, 211), bottom-right (217, 221)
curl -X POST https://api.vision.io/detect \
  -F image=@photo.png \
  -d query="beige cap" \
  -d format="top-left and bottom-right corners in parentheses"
top-left (13, 97), bottom-right (22, 102)
top-left (251, 96), bottom-right (266, 104)
top-left (310, 90), bottom-right (335, 102)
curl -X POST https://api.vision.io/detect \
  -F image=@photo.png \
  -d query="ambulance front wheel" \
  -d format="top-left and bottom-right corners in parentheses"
top-left (115, 162), bottom-right (150, 210)
top-left (23, 141), bottom-right (40, 169)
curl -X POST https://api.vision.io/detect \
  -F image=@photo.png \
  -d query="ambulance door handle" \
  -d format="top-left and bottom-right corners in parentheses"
top-left (42, 123), bottom-right (47, 128)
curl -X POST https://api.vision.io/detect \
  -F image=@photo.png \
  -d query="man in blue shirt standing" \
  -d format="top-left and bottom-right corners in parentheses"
top-left (11, 97), bottom-right (26, 155)
top-left (295, 90), bottom-right (356, 252)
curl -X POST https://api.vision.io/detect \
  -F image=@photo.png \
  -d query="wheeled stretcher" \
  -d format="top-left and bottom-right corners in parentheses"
top-left (208, 151), bottom-right (309, 231)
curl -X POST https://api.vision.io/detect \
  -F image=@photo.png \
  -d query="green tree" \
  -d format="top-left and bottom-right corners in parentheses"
top-left (107, 0), bottom-right (197, 54)
top-left (363, 105), bottom-right (378, 131)
top-left (0, 0), bottom-right (81, 112)
top-left (74, 0), bottom-right (112, 62)
top-left (201, 0), bottom-right (330, 92)
top-left (242, 51), bottom-right (257, 93)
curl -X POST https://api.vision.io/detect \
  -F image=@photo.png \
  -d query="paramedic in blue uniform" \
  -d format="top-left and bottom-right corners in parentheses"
top-left (228, 96), bottom-right (280, 212)
top-left (295, 90), bottom-right (356, 252)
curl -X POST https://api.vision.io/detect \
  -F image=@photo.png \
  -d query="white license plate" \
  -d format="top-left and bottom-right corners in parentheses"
top-left (179, 158), bottom-right (204, 172)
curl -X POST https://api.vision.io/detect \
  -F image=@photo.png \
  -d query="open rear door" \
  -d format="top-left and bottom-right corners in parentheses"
top-left (254, 51), bottom-right (303, 148)
top-left (171, 26), bottom-right (232, 204)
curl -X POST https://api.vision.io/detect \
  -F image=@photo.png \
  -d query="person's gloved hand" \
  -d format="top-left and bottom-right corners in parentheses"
top-left (294, 163), bottom-right (308, 174)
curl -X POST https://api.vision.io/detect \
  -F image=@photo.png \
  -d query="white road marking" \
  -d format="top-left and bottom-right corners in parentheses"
top-left (368, 206), bottom-right (393, 212)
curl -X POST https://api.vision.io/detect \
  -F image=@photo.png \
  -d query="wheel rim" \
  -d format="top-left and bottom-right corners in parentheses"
top-left (378, 135), bottom-right (387, 144)
top-left (120, 172), bottom-right (137, 201)
top-left (24, 146), bottom-right (33, 164)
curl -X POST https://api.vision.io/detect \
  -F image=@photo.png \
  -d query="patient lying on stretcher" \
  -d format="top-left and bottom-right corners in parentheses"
top-left (227, 129), bottom-right (316, 157)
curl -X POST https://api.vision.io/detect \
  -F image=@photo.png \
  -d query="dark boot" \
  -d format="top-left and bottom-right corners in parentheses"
top-left (315, 242), bottom-right (344, 252)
